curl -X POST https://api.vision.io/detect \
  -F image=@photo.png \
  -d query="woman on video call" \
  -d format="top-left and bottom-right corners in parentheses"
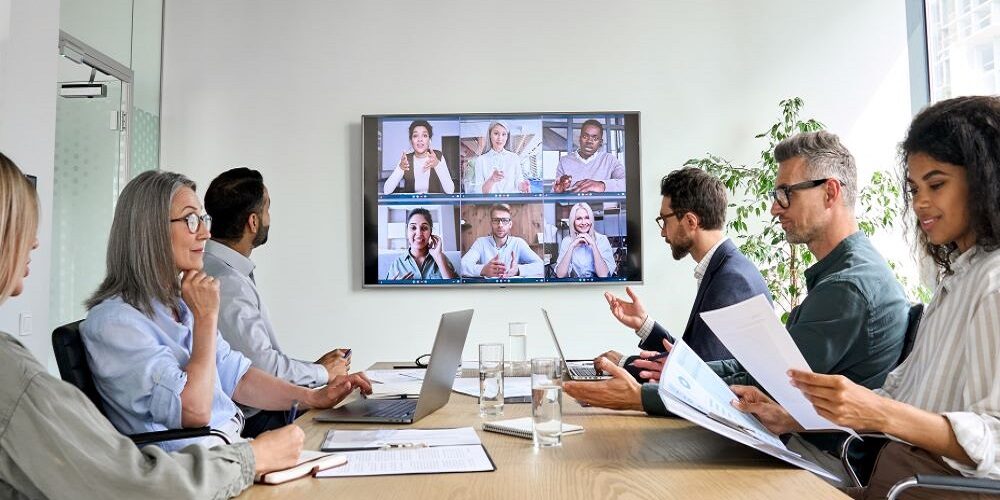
top-left (383, 120), bottom-right (455, 194)
top-left (468, 121), bottom-right (529, 194)
top-left (554, 202), bottom-right (616, 278)
top-left (386, 208), bottom-right (457, 280)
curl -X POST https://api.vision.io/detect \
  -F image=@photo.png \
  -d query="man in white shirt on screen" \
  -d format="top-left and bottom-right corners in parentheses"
top-left (461, 203), bottom-right (544, 278)
top-left (203, 167), bottom-right (358, 438)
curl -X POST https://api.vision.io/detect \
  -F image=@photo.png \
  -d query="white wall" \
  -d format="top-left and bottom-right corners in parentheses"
top-left (161, 0), bottom-right (913, 371)
top-left (0, 0), bottom-right (58, 362)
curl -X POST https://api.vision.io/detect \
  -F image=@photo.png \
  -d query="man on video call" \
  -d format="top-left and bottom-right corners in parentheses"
top-left (553, 119), bottom-right (626, 193)
top-left (461, 203), bottom-right (544, 278)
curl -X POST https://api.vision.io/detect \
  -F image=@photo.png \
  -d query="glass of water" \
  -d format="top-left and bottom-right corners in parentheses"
top-left (531, 357), bottom-right (562, 447)
top-left (508, 322), bottom-right (527, 375)
top-left (479, 343), bottom-right (504, 417)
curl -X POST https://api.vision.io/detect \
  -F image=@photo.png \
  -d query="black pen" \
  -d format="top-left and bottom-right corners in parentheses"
top-left (287, 400), bottom-right (299, 425)
top-left (342, 348), bottom-right (352, 358)
top-left (629, 351), bottom-right (670, 366)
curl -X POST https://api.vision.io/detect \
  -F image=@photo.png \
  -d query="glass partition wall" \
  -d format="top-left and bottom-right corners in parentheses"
top-left (51, 1), bottom-right (163, 332)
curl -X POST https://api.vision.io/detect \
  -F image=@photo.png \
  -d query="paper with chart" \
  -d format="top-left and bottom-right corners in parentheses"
top-left (315, 445), bottom-right (494, 477)
top-left (657, 339), bottom-right (839, 481)
top-left (321, 427), bottom-right (481, 451)
top-left (699, 294), bottom-right (855, 435)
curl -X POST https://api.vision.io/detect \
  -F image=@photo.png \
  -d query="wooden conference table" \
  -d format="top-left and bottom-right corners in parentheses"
top-left (240, 363), bottom-right (846, 500)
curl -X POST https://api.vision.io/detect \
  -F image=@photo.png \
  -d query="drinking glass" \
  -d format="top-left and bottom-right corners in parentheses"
top-left (479, 343), bottom-right (504, 417)
top-left (531, 357), bottom-right (562, 447)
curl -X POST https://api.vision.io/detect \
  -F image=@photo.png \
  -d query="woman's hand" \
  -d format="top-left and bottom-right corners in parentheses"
top-left (250, 425), bottom-right (305, 475)
top-left (789, 370), bottom-right (892, 432)
top-left (423, 151), bottom-right (439, 172)
top-left (428, 234), bottom-right (445, 260)
top-left (181, 270), bottom-right (220, 324)
top-left (488, 168), bottom-right (505, 184)
top-left (730, 385), bottom-right (803, 435)
top-left (398, 152), bottom-right (410, 172)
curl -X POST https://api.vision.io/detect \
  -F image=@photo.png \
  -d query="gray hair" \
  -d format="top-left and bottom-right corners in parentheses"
top-left (774, 131), bottom-right (857, 209)
top-left (86, 170), bottom-right (196, 317)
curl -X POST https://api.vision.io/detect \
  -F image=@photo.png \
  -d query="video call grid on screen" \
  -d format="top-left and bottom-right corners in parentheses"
top-left (362, 112), bottom-right (642, 287)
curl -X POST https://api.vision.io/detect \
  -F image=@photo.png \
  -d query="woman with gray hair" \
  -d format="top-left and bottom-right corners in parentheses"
top-left (554, 202), bottom-right (616, 278)
top-left (0, 155), bottom-right (305, 498)
top-left (81, 170), bottom-right (370, 451)
top-left (469, 121), bottom-right (530, 194)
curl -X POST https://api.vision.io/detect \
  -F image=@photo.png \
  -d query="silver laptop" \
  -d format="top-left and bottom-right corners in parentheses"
top-left (313, 309), bottom-right (473, 424)
top-left (541, 308), bottom-right (611, 381)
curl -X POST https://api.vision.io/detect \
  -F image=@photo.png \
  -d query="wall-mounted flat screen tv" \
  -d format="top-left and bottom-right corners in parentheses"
top-left (363, 112), bottom-right (642, 287)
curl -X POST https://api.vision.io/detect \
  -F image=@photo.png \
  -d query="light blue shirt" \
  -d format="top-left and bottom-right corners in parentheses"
top-left (555, 232), bottom-right (617, 277)
top-left (203, 240), bottom-right (328, 420)
top-left (460, 235), bottom-right (544, 277)
top-left (81, 296), bottom-right (251, 451)
top-left (385, 250), bottom-right (451, 280)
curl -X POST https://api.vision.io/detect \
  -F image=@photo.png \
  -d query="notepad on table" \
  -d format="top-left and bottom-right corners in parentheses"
top-left (255, 450), bottom-right (347, 485)
top-left (481, 417), bottom-right (584, 440)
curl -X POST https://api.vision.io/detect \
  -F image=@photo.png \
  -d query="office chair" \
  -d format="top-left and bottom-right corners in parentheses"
top-left (52, 320), bottom-right (230, 447)
top-left (837, 303), bottom-right (1000, 497)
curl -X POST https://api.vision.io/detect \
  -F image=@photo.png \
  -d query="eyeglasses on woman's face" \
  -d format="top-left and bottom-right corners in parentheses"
top-left (170, 213), bottom-right (212, 234)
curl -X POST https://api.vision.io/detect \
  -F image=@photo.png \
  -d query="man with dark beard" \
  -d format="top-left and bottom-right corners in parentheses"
top-left (597, 167), bottom-right (770, 372)
top-left (564, 167), bottom-right (770, 413)
top-left (204, 167), bottom-right (351, 437)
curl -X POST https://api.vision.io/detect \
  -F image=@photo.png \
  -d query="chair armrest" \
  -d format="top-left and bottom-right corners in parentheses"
top-left (839, 432), bottom-right (889, 488)
top-left (888, 474), bottom-right (1000, 500)
top-left (129, 426), bottom-right (231, 446)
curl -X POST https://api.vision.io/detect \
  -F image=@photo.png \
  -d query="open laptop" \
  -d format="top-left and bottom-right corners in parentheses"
top-left (313, 309), bottom-right (473, 424)
top-left (541, 308), bottom-right (611, 381)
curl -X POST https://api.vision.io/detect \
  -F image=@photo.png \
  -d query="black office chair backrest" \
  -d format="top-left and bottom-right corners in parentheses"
top-left (897, 303), bottom-right (925, 366)
top-left (52, 320), bottom-right (108, 417)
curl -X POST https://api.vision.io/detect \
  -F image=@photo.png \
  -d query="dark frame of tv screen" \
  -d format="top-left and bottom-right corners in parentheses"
top-left (362, 112), bottom-right (642, 288)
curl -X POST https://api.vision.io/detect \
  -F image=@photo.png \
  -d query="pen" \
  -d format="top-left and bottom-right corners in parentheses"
top-left (629, 351), bottom-right (670, 366)
top-left (379, 442), bottom-right (428, 450)
top-left (342, 348), bottom-right (352, 358)
top-left (287, 400), bottom-right (299, 425)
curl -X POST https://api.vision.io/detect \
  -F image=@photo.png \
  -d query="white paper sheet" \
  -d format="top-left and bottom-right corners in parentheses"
top-left (451, 377), bottom-right (532, 398)
top-left (316, 444), bottom-right (494, 477)
top-left (699, 294), bottom-right (855, 434)
top-left (368, 381), bottom-right (423, 399)
top-left (365, 369), bottom-right (426, 384)
top-left (656, 338), bottom-right (839, 482)
top-left (321, 427), bottom-right (482, 451)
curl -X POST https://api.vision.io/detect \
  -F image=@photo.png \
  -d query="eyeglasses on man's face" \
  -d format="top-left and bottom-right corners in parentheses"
top-left (654, 211), bottom-right (683, 230)
top-left (769, 178), bottom-right (839, 209)
top-left (491, 217), bottom-right (512, 225)
top-left (170, 213), bottom-right (212, 234)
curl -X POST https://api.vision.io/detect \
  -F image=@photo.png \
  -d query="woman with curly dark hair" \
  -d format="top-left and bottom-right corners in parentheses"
top-left (731, 95), bottom-right (1000, 498)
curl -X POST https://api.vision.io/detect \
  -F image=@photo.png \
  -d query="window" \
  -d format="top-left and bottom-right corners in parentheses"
top-left (925, 0), bottom-right (1000, 101)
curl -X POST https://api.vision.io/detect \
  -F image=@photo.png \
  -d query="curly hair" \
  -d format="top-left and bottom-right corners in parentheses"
top-left (901, 95), bottom-right (1000, 274)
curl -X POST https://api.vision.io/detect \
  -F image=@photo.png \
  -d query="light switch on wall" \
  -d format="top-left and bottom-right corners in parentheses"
top-left (18, 313), bottom-right (31, 336)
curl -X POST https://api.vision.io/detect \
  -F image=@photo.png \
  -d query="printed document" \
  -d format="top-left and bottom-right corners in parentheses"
top-left (658, 338), bottom-right (839, 481)
top-left (699, 294), bottom-right (855, 434)
top-left (316, 445), bottom-right (494, 477)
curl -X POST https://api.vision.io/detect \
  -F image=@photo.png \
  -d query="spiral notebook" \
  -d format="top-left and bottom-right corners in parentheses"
top-left (481, 417), bottom-right (584, 440)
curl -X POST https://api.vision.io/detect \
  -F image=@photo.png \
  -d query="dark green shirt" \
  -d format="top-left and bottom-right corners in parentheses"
top-left (643, 231), bottom-right (908, 416)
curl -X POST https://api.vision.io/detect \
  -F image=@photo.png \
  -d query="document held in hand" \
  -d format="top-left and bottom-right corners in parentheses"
top-left (698, 294), bottom-right (856, 435)
top-left (657, 338), bottom-right (838, 481)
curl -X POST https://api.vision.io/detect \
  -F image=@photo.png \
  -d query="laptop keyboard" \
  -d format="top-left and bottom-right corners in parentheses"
top-left (571, 365), bottom-right (598, 377)
top-left (369, 399), bottom-right (417, 418)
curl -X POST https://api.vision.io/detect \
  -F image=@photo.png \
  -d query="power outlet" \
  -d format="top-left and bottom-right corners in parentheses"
top-left (18, 313), bottom-right (31, 336)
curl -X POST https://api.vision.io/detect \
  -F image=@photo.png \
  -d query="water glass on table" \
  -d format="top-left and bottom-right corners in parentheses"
top-left (479, 343), bottom-right (504, 417)
top-left (531, 357), bottom-right (562, 447)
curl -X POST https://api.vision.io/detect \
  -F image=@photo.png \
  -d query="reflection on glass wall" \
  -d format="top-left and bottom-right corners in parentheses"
top-left (926, 0), bottom-right (1000, 101)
